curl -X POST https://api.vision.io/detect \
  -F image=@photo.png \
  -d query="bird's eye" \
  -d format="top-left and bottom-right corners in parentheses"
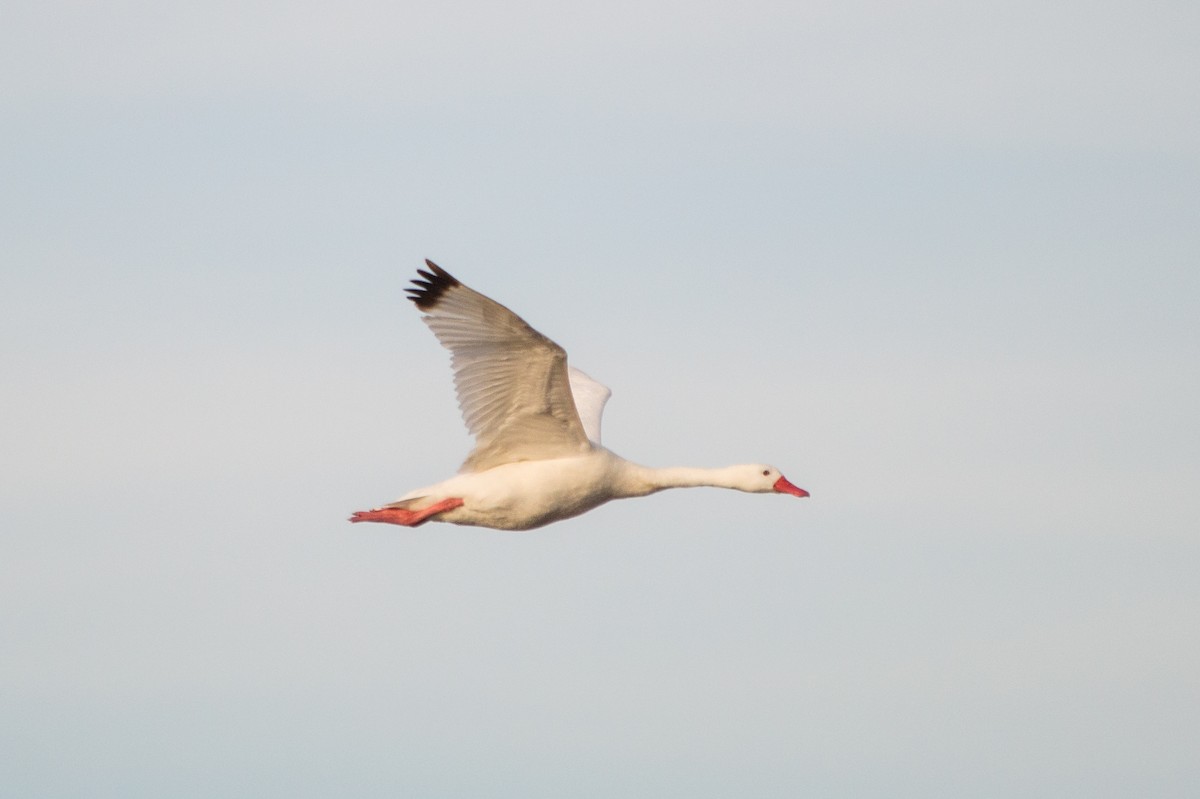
top-left (762, 469), bottom-right (770, 476)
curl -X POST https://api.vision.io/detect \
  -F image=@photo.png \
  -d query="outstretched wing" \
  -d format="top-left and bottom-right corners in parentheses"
top-left (407, 261), bottom-right (594, 472)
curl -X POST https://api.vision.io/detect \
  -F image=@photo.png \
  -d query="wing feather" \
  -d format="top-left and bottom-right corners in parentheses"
top-left (568, 367), bottom-right (612, 445)
top-left (407, 261), bottom-right (594, 472)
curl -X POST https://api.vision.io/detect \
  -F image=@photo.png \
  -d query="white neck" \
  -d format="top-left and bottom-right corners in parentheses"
top-left (618, 462), bottom-right (751, 497)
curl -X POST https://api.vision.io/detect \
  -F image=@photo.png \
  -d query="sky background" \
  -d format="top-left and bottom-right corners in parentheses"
top-left (2, 1), bottom-right (1199, 796)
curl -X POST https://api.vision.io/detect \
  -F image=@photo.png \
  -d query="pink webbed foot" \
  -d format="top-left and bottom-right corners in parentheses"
top-left (348, 497), bottom-right (464, 527)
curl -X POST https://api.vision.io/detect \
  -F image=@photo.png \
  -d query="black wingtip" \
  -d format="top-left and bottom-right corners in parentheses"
top-left (405, 260), bottom-right (461, 310)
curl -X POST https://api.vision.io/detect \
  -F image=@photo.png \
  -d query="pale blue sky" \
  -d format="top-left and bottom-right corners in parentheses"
top-left (3, 1), bottom-right (1199, 796)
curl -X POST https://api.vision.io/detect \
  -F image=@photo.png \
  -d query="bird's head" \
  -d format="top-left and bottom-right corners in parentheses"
top-left (734, 464), bottom-right (809, 497)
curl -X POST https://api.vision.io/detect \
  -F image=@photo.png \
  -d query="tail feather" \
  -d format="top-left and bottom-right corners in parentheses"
top-left (382, 496), bottom-right (425, 510)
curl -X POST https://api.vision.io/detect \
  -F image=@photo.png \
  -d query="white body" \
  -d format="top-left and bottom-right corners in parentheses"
top-left (395, 449), bottom-right (790, 531)
top-left (399, 450), bottom-right (635, 530)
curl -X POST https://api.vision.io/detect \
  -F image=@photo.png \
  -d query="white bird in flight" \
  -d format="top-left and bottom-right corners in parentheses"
top-left (349, 261), bottom-right (809, 531)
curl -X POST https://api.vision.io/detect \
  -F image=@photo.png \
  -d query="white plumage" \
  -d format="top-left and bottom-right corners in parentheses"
top-left (349, 261), bottom-right (808, 531)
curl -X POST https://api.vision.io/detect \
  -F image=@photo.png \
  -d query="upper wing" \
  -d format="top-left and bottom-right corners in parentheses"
top-left (407, 261), bottom-right (594, 472)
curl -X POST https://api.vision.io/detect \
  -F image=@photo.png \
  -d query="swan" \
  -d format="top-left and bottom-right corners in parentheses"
top-left (349, 261), bottom-right (808, 531)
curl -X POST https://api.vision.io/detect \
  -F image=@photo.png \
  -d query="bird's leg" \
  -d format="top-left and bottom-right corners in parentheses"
top-left (348, 497), bottom-right (464, 527)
